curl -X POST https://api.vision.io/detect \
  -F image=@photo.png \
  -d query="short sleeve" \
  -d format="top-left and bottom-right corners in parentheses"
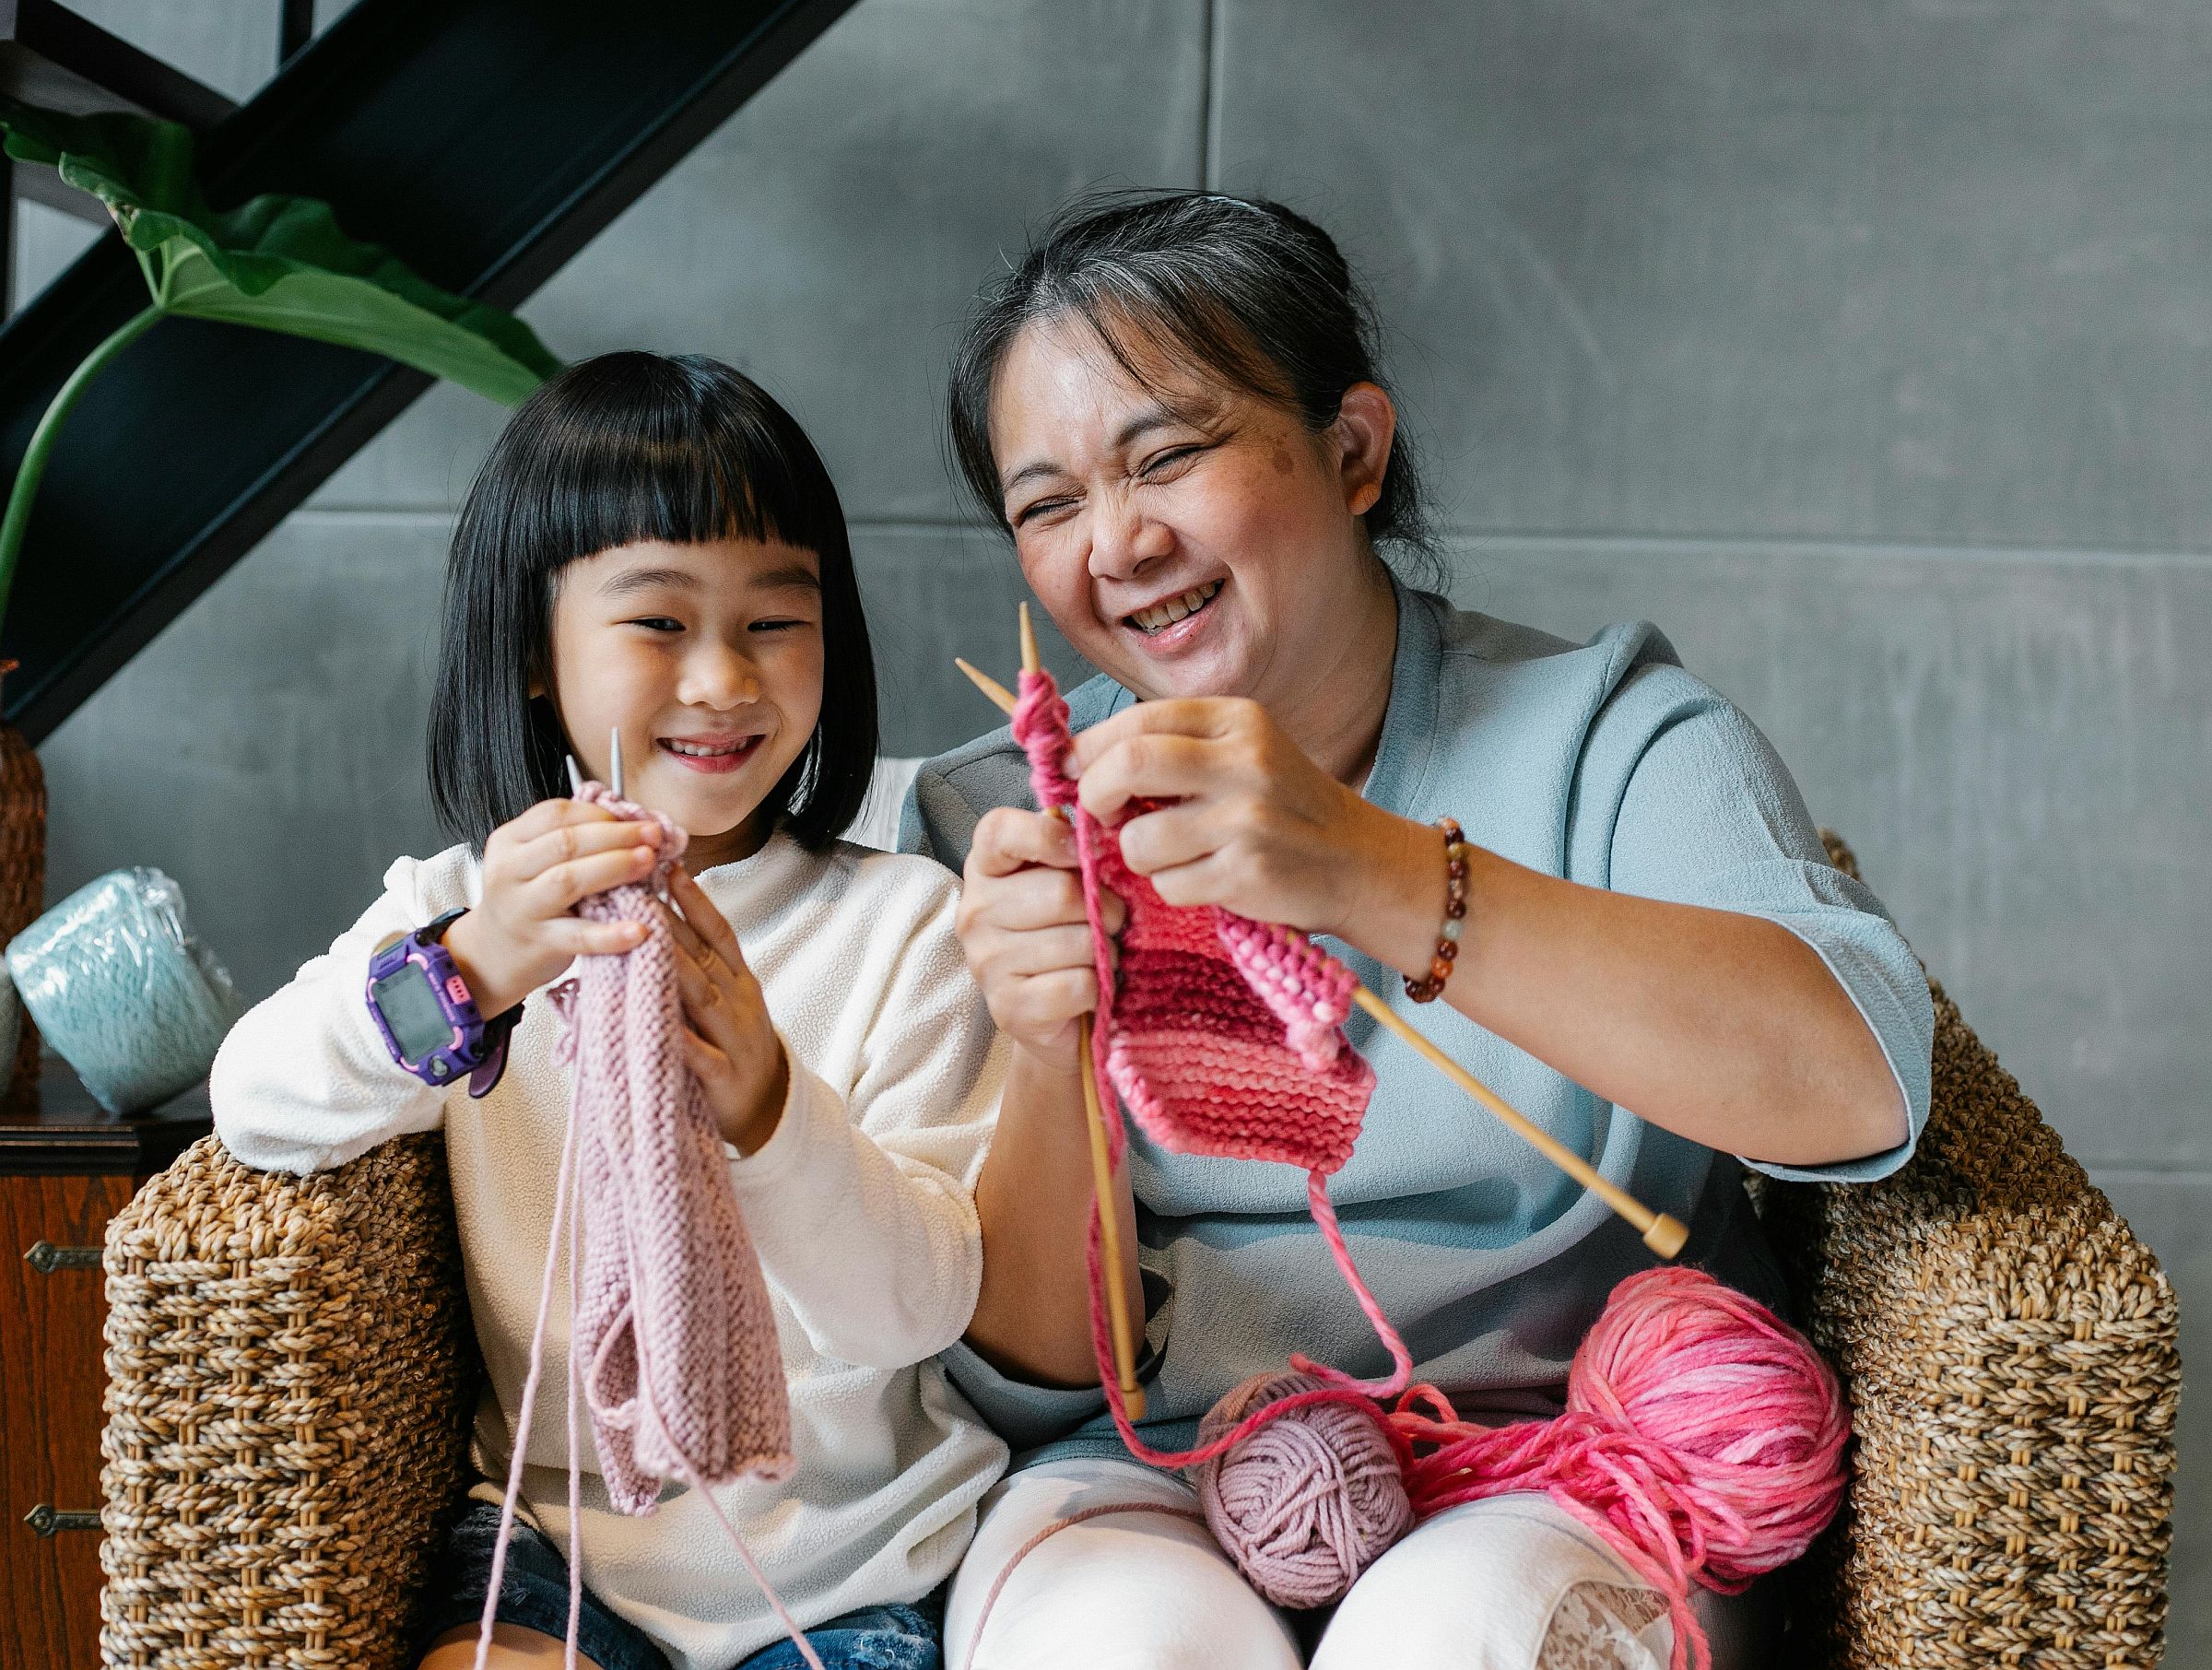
top-left (1587, 671), bottom-right (1935, 1183)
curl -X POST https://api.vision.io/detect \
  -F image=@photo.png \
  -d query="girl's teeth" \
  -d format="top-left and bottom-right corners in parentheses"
top-left (665, 739), bottom-right (747, 757)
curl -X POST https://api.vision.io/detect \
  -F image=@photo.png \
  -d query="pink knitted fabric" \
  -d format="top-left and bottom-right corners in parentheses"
top-left (476, 783), bottom-right (821, 1670)
top-left (1012, 669), bottom-right (1412, 1470)
top-left (550, 786), bottom-right (791, 1509)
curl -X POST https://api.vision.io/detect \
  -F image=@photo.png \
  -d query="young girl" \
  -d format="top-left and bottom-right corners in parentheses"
top-left (211, 352), bottom-right (1008, 1670)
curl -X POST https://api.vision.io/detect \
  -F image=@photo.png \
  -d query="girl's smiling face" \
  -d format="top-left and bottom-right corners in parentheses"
top-left (544, 535), bottom-right (825, 872)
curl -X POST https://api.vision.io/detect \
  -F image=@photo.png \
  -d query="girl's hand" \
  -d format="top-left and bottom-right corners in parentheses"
top-left (955, 806), bottom-right (1125, 1062)
top-left (655, 864), bottom-right (788, 1154)
top-left (444, 796), bottom-right (665, 1018)
top-left (1068, 698), bottom-right (1436, 946)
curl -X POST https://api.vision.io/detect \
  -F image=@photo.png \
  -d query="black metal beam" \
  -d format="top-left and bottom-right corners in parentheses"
top-left (0, 0), bottom-right (863, 745)
top-left (0, 0), bottom-right (235, 128)
top-left (278, 0), bottom-right (315, 71)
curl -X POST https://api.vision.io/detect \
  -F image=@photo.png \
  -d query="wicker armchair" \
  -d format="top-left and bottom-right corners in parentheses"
top-left (95, 840), bottom-right (2181, 1669)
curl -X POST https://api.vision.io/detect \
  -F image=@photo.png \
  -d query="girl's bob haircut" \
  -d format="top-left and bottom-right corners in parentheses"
top-left (428, 351), bottom-right (877, 853)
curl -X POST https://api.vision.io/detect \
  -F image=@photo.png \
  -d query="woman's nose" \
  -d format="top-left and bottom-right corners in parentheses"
top-left (1088, 497), bottom-right (1174, 581)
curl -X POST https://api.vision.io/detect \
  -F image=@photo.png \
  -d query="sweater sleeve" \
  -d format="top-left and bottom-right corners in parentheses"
top-left (1588, 666), bottom-right (1936, 1183)
top-left (210, 851), bottom-right (475, 1175)
top-left (723, 872), bottom-right (1005, 1370)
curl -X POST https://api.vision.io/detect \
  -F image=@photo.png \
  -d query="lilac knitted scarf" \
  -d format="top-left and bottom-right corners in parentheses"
top-left (475, 783), bottom-right (823, 1670)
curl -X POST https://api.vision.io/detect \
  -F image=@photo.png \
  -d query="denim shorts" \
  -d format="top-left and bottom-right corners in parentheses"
top-left (418, 1499), bottom-right (942, 1670)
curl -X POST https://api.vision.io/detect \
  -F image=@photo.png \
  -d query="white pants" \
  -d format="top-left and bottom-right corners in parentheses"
top-left (945, 1456), bottom-right (1771, 1670)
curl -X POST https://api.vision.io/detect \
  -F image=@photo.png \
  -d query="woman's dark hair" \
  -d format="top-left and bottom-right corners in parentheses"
top-left (428, 351), bottom-right (877, 853)
top-left (947, 190), bottom-right (1433, 569)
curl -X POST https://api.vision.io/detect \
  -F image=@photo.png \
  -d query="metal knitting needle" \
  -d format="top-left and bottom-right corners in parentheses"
top-left (958, 645), bottom-right (1690, 1263)
top-left (566, 754), bottom-right (586, 798)
top-left (1017, 605), bottom-right (1147, 1417)
top-left (609, 726), bottom-right (624, 799)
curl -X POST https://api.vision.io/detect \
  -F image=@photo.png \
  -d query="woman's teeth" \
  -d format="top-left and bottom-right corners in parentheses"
top-left (662, 738), bottom-right (753, 758)
top-left (1130, 580), bottom-right (1222, 635)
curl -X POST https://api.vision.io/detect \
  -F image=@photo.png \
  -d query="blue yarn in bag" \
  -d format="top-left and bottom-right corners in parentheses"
top-left (5, 866), bottom-right (244, 1113)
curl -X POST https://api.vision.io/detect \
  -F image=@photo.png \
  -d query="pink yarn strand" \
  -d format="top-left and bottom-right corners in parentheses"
top-left (475, 1048), bottom-right (586, 1670)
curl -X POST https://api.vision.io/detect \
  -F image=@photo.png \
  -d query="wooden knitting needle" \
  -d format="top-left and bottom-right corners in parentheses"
top-left (956, 649), bottom-right (1689, 1263)
top-left (1015, 606), bottom-right (1147, 1417)
top-left (1347, 990), bottom-right (1687, 1258)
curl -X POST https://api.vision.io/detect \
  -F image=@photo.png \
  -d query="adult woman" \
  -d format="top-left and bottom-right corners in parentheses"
top-left (903, 192), bottom-right (1930, 1670)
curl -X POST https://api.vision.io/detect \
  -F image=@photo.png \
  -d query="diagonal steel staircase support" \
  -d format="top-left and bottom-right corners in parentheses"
top-left (0, 0), bottom-right (862, 744)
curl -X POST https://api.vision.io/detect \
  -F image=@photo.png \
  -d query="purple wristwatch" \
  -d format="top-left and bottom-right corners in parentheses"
top-left (365, 907), bottom-right (522, 1098)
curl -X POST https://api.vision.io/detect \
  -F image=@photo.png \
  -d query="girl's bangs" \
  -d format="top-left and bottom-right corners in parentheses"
top-left (529, 361), bottom-right (844, 566)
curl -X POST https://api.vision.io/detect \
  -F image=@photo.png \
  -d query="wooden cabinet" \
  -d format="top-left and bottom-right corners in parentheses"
top-left (0, 1060), bottom-right (207, 1670)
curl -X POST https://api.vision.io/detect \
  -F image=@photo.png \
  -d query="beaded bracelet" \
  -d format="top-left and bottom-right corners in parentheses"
top-left (1404, 817), bottom-right (1471, 1003)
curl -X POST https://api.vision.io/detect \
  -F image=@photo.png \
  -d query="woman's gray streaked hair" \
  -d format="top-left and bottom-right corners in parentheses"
top-left (947, 189), bottom-right (1437, 580)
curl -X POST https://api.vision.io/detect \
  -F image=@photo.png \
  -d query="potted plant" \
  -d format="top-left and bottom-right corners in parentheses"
top-left (0, 97), bottom-right (561, 1108)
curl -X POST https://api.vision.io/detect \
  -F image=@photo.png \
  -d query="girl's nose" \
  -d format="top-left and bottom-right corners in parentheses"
top-left (678, 641), bottom-right (763, 711)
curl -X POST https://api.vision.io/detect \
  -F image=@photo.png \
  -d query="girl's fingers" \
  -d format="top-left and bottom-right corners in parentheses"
top-left (677, 1023), bottom-right (732, 1086)
top-left (545, 915), bottom-right (647, 957)
top-left (654, 895), bottom-right (715, 968)
top-left (534, 844), bottom-right (658, 913)
top-left (509, 817), bottom-right (659, 882)
top-left (670, 945), bottom-right (732, 1037)
top-left (665, 865), bottom-right (751, 974)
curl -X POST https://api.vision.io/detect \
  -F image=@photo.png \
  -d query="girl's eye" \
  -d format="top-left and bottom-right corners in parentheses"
top-left (749, 617), bottom-right (808, 633)
top-left (628, 617), bottom-right (684, 632)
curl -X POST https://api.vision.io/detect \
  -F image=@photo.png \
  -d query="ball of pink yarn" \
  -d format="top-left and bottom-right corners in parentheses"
top-left (1561, 1264), bottom-right (1849, 1587)
top-left (1193, 1371), bottom-right (1413, 1609)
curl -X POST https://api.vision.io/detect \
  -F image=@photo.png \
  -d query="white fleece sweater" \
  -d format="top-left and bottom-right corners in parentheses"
top-left (211, 833), bottom-right (1009, 1670)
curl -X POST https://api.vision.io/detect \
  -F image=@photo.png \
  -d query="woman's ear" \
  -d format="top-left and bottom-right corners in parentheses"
top-left (1331, 382), bottom-right (1397, 520)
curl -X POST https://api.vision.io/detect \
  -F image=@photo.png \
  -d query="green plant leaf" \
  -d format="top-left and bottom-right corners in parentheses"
top-left (0, 96), bottom-right (560, 405)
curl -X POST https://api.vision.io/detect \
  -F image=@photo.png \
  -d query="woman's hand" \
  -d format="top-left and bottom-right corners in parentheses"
top-left (654, 864), bottom-right (789, 1154)
top-left (1068, 698), bottom-right (1439, 956)
top-left (955, 806), bottom-right (1125, 1063)
top-left (443, 796), bottom-right (663, 1019)
top-left (954, 806), bottom-right (1142, 1387)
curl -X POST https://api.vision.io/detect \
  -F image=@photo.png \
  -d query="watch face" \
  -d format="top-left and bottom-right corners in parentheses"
top-left (371, 963), bottom-right (453, 1062)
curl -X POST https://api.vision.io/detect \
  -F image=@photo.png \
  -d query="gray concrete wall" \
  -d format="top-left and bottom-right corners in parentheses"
top-left (18, 0), bottom-right (2206, 1650)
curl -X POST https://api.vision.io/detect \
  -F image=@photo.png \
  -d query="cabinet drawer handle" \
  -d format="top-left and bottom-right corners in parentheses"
top-left (22, 1241), bottom-right (101, 1274)
top-left (24, 1505), bottom-right (101, 1536)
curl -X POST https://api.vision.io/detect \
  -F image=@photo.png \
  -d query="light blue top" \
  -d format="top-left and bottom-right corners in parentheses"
top-left (900, 582), bottom-right (1933, 1464)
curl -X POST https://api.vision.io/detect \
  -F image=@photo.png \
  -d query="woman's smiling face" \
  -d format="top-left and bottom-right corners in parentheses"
top-left (544, 535), bottom-right (824, 870)
top-left (989, 314), bottom-right (1394, 709)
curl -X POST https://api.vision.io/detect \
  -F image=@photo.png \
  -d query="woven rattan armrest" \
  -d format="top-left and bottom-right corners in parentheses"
top-left (1759, 838), bottom-right (2180, 1670)
top-left (100, 1132), bottom-right (477, 1670)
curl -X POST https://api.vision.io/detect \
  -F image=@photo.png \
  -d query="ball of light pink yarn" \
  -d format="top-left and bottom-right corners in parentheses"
top-left (1193, 1371), bottom-right (1413, 1608)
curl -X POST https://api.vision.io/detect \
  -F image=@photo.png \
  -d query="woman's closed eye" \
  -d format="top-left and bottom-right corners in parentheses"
top-left (1137, 443), bottom-right (1207, 479)
top-left (1011, 493), bottom-right (1077, 528)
